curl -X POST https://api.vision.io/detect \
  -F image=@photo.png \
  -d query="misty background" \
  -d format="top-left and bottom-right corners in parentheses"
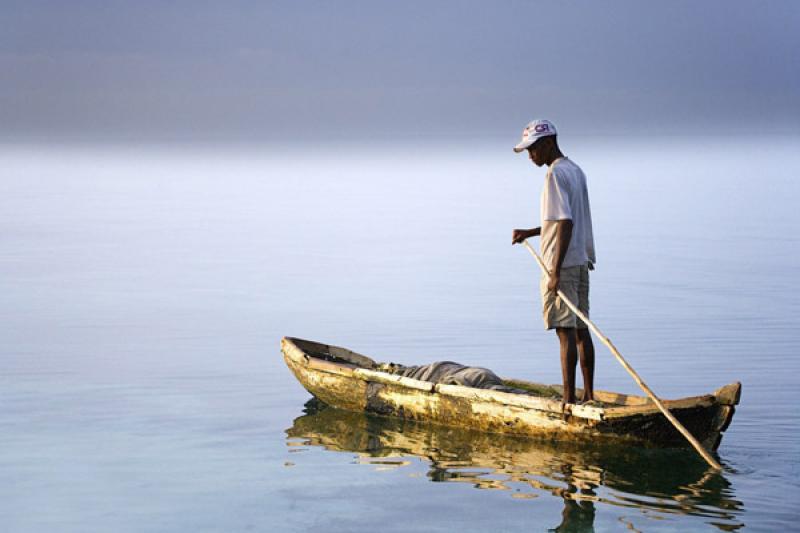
top-left (2, 0), bottom-right (798, 142)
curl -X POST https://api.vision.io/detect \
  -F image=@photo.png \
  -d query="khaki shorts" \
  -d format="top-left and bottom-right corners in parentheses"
top-left (540, 264), bottom-right (590, 330)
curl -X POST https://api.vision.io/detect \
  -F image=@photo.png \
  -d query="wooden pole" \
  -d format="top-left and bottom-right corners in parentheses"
top-left (521, 240), bottom-right (723, 470)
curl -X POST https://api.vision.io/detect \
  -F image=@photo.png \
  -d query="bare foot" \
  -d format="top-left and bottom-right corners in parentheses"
top-left (561, 399), bottom-right (575, 418)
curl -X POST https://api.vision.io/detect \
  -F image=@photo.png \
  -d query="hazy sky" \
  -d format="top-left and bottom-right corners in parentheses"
top-left (2, 1), bottom-right (798, 141)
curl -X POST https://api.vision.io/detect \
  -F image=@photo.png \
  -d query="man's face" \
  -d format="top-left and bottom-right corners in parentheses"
top-left (526, 138), bottom-right (547, 167)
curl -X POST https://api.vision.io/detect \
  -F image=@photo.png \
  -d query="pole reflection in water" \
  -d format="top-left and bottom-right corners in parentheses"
top-left (286, 399), bottom-right (743, 531)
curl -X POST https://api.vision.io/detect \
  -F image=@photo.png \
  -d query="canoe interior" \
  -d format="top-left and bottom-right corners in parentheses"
top-left (283, 336), bottom-right (739, 408)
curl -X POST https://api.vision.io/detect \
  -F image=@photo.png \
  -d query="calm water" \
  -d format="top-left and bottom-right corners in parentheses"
top-left (1, 136), bottom-right (799, 532)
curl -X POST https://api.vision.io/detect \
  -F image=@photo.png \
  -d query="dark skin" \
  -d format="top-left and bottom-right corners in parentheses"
top-left (512, 135), bottom-right (595, 406)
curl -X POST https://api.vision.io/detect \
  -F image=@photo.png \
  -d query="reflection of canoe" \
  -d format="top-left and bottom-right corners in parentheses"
top-left (282, 337), bottom-right (741, 450)
top-left (287, 401), bottom-right (743, 525)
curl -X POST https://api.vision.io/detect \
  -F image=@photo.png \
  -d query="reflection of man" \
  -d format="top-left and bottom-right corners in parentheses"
top-left (511, 119), bottom-right (597, 407)
top-left (550, 463), bottom-right (596, 532)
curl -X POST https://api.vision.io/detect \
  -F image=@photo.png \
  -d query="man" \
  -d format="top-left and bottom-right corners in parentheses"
top-left (511, 119), bottom-right (597, 407)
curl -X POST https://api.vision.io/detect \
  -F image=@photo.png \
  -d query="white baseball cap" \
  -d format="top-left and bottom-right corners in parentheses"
top-left (513, 119), bottom-right (557, 153)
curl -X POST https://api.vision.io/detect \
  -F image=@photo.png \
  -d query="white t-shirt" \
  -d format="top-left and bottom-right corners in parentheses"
top-left (540, 157), bottom-right (596, 270)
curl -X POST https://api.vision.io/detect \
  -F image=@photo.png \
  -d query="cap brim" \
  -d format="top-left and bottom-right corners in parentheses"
top-left (513, 139), bottom-right (534, 153)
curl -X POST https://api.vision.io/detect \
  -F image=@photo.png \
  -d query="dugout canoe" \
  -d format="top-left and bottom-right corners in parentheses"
top-left (281, 336), bottom-right (741, 450)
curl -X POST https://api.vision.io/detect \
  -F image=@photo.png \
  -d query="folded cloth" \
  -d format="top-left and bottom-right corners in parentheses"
top-left (382, 361), bottom-right (526, 394)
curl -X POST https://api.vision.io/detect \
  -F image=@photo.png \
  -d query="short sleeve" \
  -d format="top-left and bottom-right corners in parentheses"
top-left (541, 167), bottom-right (572, 221)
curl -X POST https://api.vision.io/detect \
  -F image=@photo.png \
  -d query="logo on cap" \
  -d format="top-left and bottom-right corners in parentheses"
top-left (534, 124), bottom-right (550, 133)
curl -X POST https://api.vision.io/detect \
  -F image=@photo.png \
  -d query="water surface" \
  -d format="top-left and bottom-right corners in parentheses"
top-left (1, 136), bottom-right (798, 531)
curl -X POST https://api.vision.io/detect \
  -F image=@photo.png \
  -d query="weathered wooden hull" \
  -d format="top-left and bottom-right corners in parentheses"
top-left (282, 337), bottom-right (740, 450)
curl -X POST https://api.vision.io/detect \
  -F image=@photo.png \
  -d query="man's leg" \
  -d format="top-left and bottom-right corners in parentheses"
top-left (576, 328), bottom-right (595, 402)
top-left (556, 327), bottom-right (577, 405)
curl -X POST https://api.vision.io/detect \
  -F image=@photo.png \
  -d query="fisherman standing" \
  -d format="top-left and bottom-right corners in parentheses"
top-left (511, 119), bottom-right (597, 407)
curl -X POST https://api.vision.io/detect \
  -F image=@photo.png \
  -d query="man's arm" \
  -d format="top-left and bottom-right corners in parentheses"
top-left (548, 219), bottom-right (573, 292)
top-left (511, 227), bottom-right (541, 245)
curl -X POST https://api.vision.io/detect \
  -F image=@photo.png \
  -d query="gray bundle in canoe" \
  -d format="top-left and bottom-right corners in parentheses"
top-left (379, 361), bottom-right (528, 395)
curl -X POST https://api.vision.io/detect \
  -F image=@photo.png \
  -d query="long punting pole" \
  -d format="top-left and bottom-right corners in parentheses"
top-left (521, 240), bottom-right (723, 470)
